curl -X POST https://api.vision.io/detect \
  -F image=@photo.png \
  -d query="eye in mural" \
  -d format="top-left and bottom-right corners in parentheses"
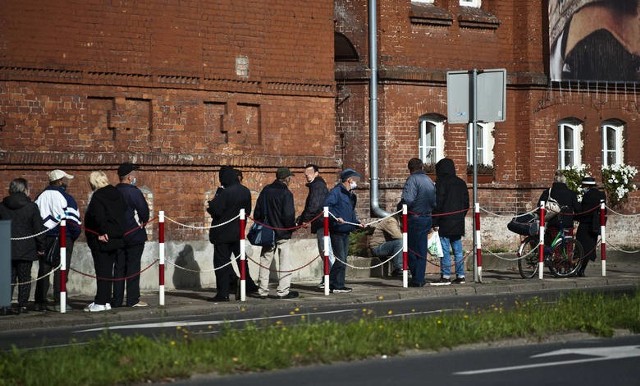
top-left (548, 0), bottom-right (640, 82)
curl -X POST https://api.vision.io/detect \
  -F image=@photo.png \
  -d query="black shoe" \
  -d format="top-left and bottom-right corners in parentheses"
top-left (278, 291), bottom-right (299, 299)
top-left (408, 282), bottom-right (425, 287)
top-left (330, 287), bottom-right (352, 293)
top-left (208, 295), bottom-right (230, 302)
top-left (33, 303), bottom-right (47, 312)
top-left (17, 305), bottom-right (28, 314)
top-left (451, 277), bottom-right (466, 284)
top-left (430, 277), bottom-right (451, 286)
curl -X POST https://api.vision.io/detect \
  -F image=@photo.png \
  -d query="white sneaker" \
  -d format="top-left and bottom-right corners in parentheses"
top-left (84, 302), bottom-right (108, 312)
top-left (131, 301), bottom-right (148, 307)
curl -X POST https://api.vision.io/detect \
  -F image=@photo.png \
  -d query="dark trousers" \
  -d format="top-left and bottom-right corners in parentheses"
top-left (408, 215), bottom-right (431, 286)
top-left (34, 236), bottom-right (75, 304)
top-left (112, 243), bottom-right (145, 307)
top-left (11, 260), bottom-right (34, 306)
top-left (213, 242), bottom-right (236, 297)
top-left (576, 222), bottom-right (598, 273)
top-left (329, 232), bottom-right (349, 289)
top-left (91, 247), bottom-right (117, 306)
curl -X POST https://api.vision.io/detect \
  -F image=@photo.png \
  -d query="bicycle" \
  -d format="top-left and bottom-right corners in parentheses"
top-left (517, 225), bottom-right (584, 278)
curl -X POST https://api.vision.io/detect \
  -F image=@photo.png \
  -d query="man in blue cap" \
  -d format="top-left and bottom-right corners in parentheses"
top-left (324, 168), bottom-right (364, 293)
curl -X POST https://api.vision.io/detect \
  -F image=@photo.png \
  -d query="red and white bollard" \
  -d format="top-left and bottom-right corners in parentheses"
top-left (59, 219), bottom-right (67, 314)
top-left (402, 204), bottom-right (408, 288)
top-left (474, 203), bottom-right (483, 283)
top-left (323, 206), bottom-right (330, 296)
top-left (538, 202), bottom-right (546, 280)
top-left (600, 200), bottom-right (607, 277)
top-left (239, 209), bottom-right (247, 301)
top-left (159, 211), bottom-right (165, 306)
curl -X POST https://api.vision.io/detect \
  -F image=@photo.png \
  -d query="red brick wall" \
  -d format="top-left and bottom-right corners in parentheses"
top-left (0, 0), bottom-right (341, 239)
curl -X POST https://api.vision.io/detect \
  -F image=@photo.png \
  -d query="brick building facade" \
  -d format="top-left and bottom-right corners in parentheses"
top-left (1, 0), bottom-right (638, 245)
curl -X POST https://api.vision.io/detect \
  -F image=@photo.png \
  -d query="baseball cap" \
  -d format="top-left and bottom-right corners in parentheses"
top-left (581, 176), bottom-right (596, 186)
top-left (340, 168), bottom-right (362, 182)
top-left (118, 162), bottom-right (139, 177)
top-left (48, 169), bottom-right (74, 182)
top-left (276, 167), bottom-right (294, 179)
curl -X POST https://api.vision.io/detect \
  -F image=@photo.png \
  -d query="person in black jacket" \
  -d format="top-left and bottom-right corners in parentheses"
top-left (84, 171), bottom-right (127, 312)
top-left (207, 167), bottom-right (255, 302)
top-left (113, 162), bottom-right (150, 308)
top-left (430, 158), bottom-right (469, 286)
top-left (296, 164), bottom-right (332, 288)
top-left (538, 170), bottom-right (581, 254)
top-left (254, 167), bottom-right (298, 299)
top-left (575, 176), bottom-right (606, 277)
top-left (0, 178), bottom-right (45, 314)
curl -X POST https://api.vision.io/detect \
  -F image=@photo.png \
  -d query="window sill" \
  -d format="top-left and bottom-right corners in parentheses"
top-left (457, 7), bottom-right (500, 30)
top-left (410, 3), bottom-right (453, 27)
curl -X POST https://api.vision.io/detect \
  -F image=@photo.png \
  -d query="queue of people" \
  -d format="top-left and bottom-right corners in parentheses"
top-left (0, 160), bottom-right (609, 313)
top-left (0, 163), bottom-right (149, 314)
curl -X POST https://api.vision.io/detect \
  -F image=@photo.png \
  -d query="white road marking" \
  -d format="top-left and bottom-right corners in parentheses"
top-left (75, 308), bottom-right (359, 333)
top-left (456, 345), bottom-right (640, 375)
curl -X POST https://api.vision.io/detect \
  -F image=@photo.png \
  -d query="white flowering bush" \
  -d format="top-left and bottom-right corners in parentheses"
top-left (563, 164), bottom-right (591, 201)
top-left (602, 164), bottom-right (638, 207)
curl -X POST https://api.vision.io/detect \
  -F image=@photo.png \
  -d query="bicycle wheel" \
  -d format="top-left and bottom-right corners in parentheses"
top-left (549, 236), bottom-right (584, 277)
top-left (517, 236), bottom-right (538, 279)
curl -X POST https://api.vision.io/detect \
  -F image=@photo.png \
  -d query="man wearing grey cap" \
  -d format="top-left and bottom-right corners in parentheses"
top-left (34, 169), bottom-right (82, 312)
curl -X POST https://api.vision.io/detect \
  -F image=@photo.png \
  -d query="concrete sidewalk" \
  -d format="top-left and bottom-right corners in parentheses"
top-left (1, 251), bottom-right (638, 332)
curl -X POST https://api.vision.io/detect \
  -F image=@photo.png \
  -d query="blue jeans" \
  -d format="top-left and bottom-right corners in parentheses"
top-left (329, 232), bottom-right (349, 289)
top-left (408, 215), bottom-right (431, 286)
top-left (440, 235), bottom-right (464, 279)
top-left (371, 239), bottom-right (403, 270)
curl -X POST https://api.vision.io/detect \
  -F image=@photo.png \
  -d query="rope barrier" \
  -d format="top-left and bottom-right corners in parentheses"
top-left (246, 253), bottom-right (322, 273)
top-left (10, 226), bottom-right (55, 241)
top-left (70, 259), bottom-right (158, 281)
top-left (164, 214), bottom-right (240, 230)
top-left (165, 253), bottom-right (240, 273)
top-left (9, 264), bottom-right (61, 286)
top-left (605, 205), bottom-right (640, 217)
top-left (331, 249), bottom-right (401, 270)
top-left (607, 242), bottom-right (640, 254)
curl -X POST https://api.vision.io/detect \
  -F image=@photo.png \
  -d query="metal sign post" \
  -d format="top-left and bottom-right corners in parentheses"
top-left (447, 69), bottom-right (507, 283)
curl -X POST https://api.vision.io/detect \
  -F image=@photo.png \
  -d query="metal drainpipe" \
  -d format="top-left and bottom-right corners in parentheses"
top-left (369, 0), bottom-right (390, 218)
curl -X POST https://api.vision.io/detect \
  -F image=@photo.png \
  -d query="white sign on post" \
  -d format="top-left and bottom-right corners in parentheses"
top-left (446, 69), bottom-right (507, 124)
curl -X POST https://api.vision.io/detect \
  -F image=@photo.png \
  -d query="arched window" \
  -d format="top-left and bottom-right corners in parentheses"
top-left (601, 119), bottom-right (624, 166)
top-left (558, 118), bottom-right (583, 168)
top-left (419, 114), bottom-right (445, 166)
top-left (467, 122), bottom-right (494, 166)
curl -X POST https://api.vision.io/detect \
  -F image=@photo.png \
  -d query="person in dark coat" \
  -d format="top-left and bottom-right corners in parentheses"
top-left (575, 176), bottom-right (606, 277)
top-left (0, 178), bottom-right (45, 313)
top-left (207, 167), bottom-right (255, 301)
top-left (84, 171), bottom-right (127, 312)
top-left (254, 167), bottom-right (298, 299)
top-left (113, 162), bottom-right (150, 308)
top-left (324, 168), bottom-right (365, 293)
top-left (431, 158), bottom-right (469, 285)
top-left (295, 164), bottom-right (333, 288)
top-left (537, 170), bottom-right (581, 255)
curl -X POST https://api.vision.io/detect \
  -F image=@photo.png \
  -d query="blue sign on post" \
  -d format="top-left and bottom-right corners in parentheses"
top-left (0, 220), bottom-right (10, 312)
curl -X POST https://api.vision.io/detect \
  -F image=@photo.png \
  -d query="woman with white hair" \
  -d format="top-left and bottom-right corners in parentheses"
top-left (83, 171), bottom-right (127, 312)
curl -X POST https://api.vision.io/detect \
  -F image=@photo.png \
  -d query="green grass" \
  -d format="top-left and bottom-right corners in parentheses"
top-left (1, 291), bottom-right (639, 385)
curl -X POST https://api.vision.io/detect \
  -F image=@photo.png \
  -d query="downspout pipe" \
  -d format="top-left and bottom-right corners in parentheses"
top-left (369, 0), bottom-right (390, 218)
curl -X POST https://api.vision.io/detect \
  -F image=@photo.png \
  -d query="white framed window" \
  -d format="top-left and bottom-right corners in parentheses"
top-left (467, 122), bottom-right (494, 166)
top-left (460, 0), bottom-right (481, 8)
top-left (558, 118), bottom-right (583, 169)
top-left (602, 119), bottom-right (624, 167)
top-left (419, 114), bottom-right (445, 166)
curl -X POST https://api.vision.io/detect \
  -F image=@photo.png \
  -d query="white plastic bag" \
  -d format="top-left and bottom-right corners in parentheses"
top-left (427, 230), bottom-right (444, 258)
